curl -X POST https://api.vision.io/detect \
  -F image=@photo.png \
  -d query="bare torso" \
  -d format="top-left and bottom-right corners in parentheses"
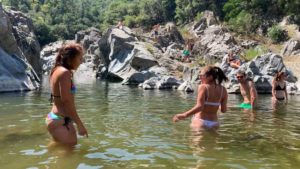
top-left (50, 67), bottom-right (74, 117)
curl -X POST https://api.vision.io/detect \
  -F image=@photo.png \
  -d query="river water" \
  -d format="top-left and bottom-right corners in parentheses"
top-left (0, 78), bottom-right (300, 169)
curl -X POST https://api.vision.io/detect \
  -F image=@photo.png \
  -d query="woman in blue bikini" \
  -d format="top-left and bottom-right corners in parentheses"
top-left (46, 43), bottom-right (88, 145)
top-left (173, 66), bottom-right (228, 130)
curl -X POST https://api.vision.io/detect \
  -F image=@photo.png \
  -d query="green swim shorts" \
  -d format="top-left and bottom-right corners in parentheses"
top-left (239, 103), bottom-right (252, 109)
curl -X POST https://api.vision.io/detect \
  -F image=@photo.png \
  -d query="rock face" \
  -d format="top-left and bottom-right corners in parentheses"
top-left (193, 25), bottom-right (237, 62)
top-left (0, 5), bottom-right (40, 92)
top-left (281, 39), bottom-right (300, 56)
top-left (4, 7), bottom-right (41, 73)
top-left (189, 11), bottom-right (238, 62)
top-left (0, 48), bottom-right (40, 92)
top-left (220, 53), bottom-right (298, 94)
top-left (98, 27), bottom-right (161, 82)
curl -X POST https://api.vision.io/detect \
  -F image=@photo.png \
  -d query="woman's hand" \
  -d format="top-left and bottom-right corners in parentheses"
top-left (173, 113), bottom-right (186, 123)
top-left (77, 124), bottom-right (88, 138)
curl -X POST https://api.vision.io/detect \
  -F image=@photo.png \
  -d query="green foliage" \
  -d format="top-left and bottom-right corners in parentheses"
top-left (243, 46), bottom-right (268, 61)
top-left (175, 0), bottom-right (225, 24)
top-left (33, 21), bottom-right (54, 46)
top-left (227, 10), bottom-right (260, 34)
top-left (1, 0), bottom-right (299, 46)
top-left (267, 25), bottom-right (288, 43)
top-left (145, 43), bottom-right (154, 55)
top-left (194, 12), bottom-right (204, 22)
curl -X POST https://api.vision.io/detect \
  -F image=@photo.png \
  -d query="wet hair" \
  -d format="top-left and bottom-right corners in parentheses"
top-left (236, 70), bottom-right (246, 77)
top-left (50, 43), bottom-right (83, 77)
top-left (274, 71), bottom-right (285, 81)
top-left (236, 70), bottom-right (253, 81)
top-left (202, 66), bottom-right (228, 84)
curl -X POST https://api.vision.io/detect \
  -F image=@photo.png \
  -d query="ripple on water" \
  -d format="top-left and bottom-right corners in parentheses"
top-left (20, 149), bottom-right (48, 156)
top-left (77, 163), bottom-right (103, 169)
top-left (85, 148), bottom-right (153, 162)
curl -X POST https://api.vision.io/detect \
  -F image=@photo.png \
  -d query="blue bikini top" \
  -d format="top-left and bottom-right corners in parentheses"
top-left (70, 73), bottom-right (76, 94)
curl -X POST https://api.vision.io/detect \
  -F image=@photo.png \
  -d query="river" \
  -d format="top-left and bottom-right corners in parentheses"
top-left (0, 78), bottom-right (300, 169)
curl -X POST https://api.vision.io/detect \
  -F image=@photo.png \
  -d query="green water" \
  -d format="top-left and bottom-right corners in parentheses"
top-left (0, 79), bottom-right (300, 169)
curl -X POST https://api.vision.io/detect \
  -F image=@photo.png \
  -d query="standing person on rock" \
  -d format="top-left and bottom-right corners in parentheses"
top-left (173, 66), bottom-right (228, 130)
top-left (46, 43), bottom-right (88, 146)
top-left (236, 70), bottom-right (257, 109)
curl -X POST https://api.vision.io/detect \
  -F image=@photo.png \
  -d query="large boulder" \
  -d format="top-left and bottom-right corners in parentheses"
top-left (281, 39), bottom-right (300, 56)
top-left (0, 5), bottom-right (22, 58)
top-left (0, 5), bottom-right (40, 92)
top-left (98, 27), bottom-right (161, 82)
top-left (4, 7), bottom-right (41, 73)
top-left (190, 10), bottom-right (219, 37)
top-left (139, 76), bottom-right (182, 90)
top-left (156, 22), bottom-right (185, 48)
top-left (193, 25), bottom-right (237, 61)
top-left (0, 47), bottom-right (39, 92)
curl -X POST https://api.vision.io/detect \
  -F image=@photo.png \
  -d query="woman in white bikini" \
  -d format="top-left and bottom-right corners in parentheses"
top-left (173, 66), bottom-right (228, 130)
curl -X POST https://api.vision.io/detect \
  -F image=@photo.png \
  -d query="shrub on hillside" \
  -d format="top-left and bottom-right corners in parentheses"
top-left (267, 25), bottom-right (289, 43)
top-left (243, 46), bottom-right (268, 61)
top-left (227, 10), bottom-right (260, 34)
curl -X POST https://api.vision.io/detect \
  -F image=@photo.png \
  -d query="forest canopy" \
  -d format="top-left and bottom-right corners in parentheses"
top-left (2, 0), bottom-right (300, 46)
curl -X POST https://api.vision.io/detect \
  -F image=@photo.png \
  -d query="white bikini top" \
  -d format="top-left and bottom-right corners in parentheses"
top-left (204, 84), bottom-right (223, 106)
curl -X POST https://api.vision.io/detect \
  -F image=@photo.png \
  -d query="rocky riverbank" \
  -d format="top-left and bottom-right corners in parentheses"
top-left (1, 6), bottom-right (300, 94)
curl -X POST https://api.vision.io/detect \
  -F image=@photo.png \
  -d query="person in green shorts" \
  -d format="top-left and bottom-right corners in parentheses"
top-left (236, 70), bottom-right (257, 109)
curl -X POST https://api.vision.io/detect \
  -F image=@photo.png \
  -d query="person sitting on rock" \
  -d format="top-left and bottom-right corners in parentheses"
top-left (182, 41), bottom-right (193, 63)
top-left (226, 50), bottom-right (241, 69)
top-left (116, 20), bottom-right (124, 30)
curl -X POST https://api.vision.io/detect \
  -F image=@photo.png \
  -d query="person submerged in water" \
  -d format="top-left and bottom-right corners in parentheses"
top-left (272, 71), bottom-right (288, 105)
top-left (46, 43), bottom-right (88, 146)
top-left (173, 66), bottom-right (228, 130)
top-left (236, 70), bottom-right (257, 109)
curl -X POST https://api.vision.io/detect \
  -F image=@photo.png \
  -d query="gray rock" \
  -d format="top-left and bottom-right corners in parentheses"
top-left (177, 81), bottom-right (194, 92)
top-left (140, 76), bottom-right (181, 90)
top-left (0, 6), bottom-right (40, 92)
top-left (0, 47), bottom-right (39, 92)
top-left (98, 27), bottom-right (164, 84)
top-left (281, 39), bottom-right (300, 56)
top-left (4, 8), bottom-right (41, 73)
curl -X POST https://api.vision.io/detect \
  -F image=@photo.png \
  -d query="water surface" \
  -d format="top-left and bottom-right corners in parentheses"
top-left (0, 79), bottom-right (300, 169)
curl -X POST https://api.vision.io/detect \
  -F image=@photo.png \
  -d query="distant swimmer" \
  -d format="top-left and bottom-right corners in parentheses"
top-left (173, 66), bottom-right (228, 130)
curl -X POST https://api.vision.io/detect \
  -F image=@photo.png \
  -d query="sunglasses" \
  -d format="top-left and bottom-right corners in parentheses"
top-left (236, 76), bottom-right (244, 79)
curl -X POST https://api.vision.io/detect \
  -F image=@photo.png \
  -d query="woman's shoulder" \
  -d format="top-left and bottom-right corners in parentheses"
top-left (54, 67), bottom-right (71, 78)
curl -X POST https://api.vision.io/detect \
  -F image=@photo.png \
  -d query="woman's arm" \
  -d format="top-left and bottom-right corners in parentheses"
top-left (220, 86), bottom-right (228, 113)
top-left (249, 81), bottom-right (257, 107)
top-left (173, 84), bottom-right (206, 122)
top-left (271, 80), bottom-right (276, 98)
top-left (284, 82), bottom-right (288, 102)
